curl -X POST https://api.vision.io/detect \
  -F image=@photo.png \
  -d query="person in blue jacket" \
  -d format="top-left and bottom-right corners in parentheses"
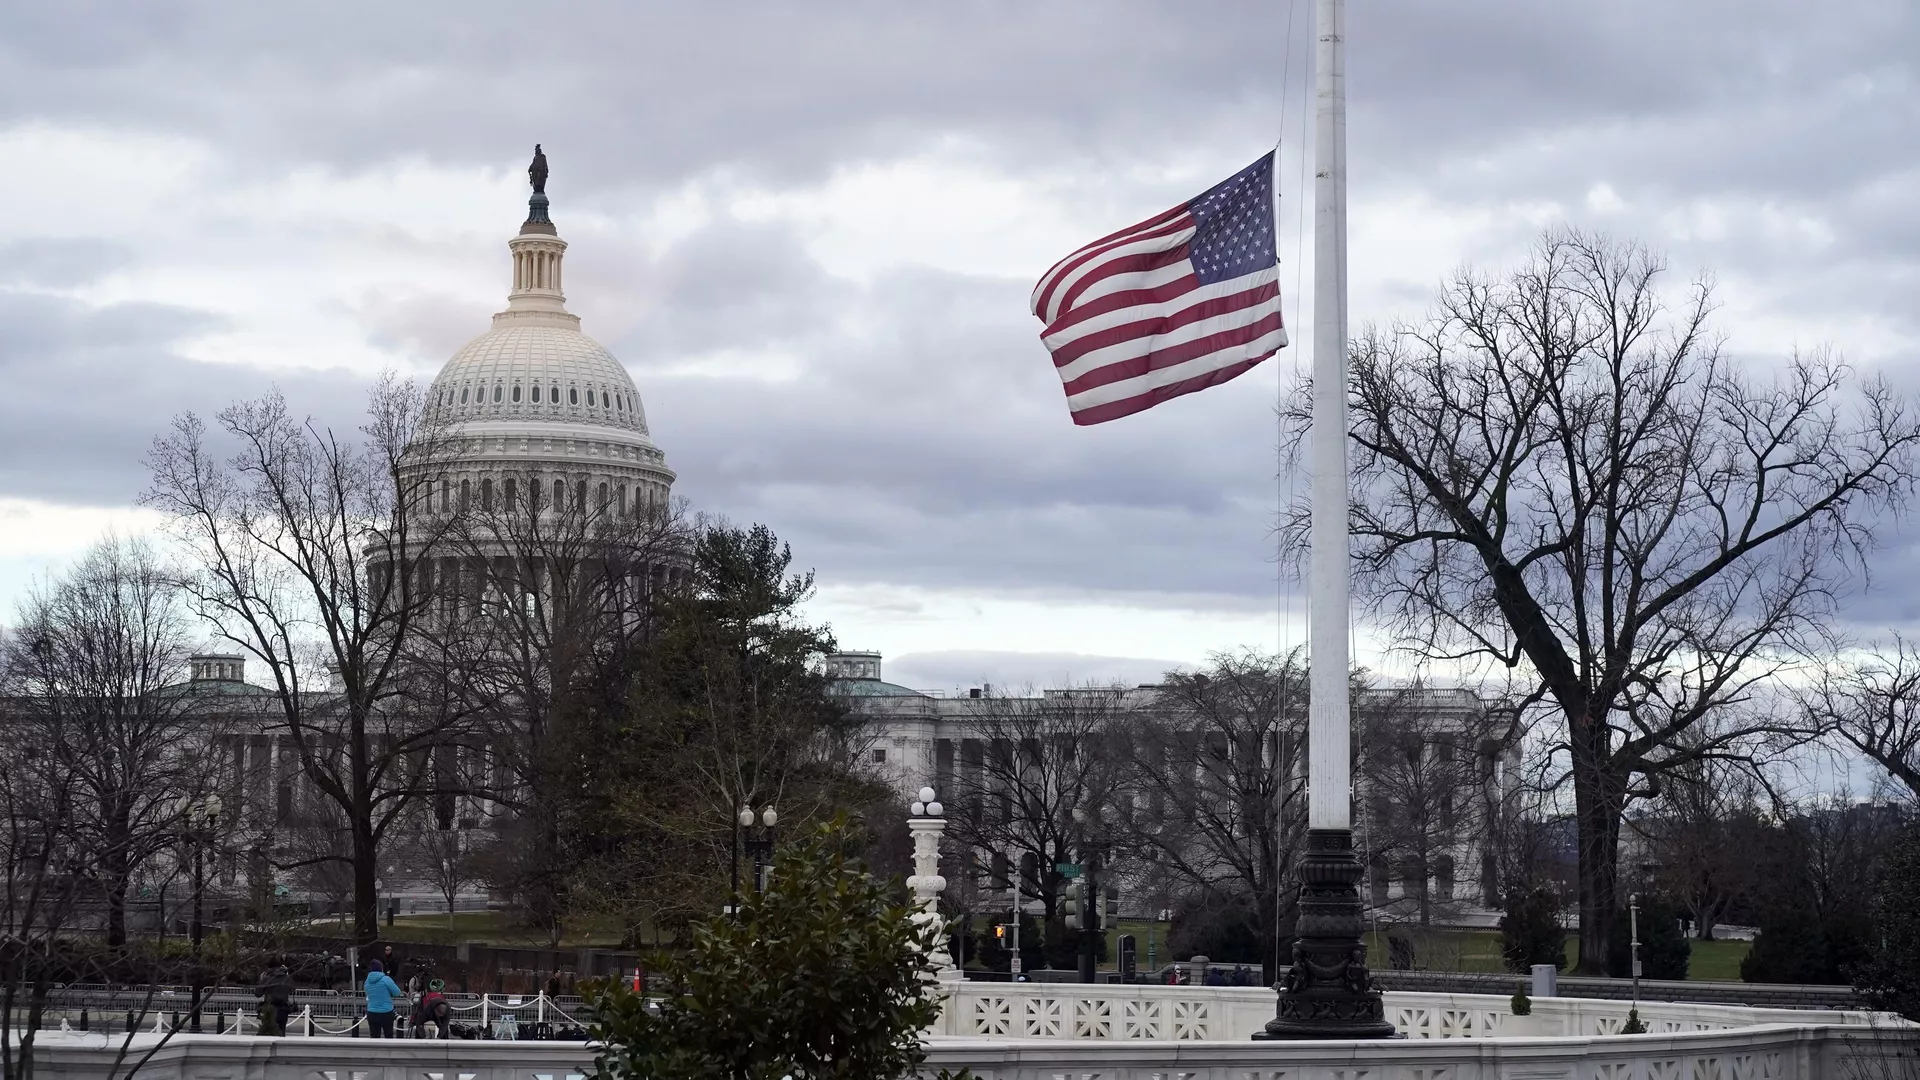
top-left (363, 959), bottom-right (403, 1038)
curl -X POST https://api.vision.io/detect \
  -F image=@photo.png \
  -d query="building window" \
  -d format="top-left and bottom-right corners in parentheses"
top-left (871, 748), bottom-right (886, 764)
top-left (569, 387), bottom-right (579, 405)
top-left (511, 384), bottom-right (522, 403)
top-left (1436, 854), bottom-right (1456, 902)
top-left (439, 477), bottom-right (449, 512)
top-left (459, 478), bottom-right (470, 511)
top-left (460, 387), bottom-right (469, 403)
top-left (553, 478), bottom-right (565, 511)
top-left (575, 480), bottom-right (587, 513)
top-left (550, 384), bottom-right (559, 403)
top-left (530, 384), bottom-right (541, 403)
top-left (480, 478), bottom-right (493, 511)
top-left (492, 384), bottom-right (503, 403)
top-left (597, 481), bottom-right (609, 509)
top-left (586, 389), bottom-right (596, 407)
top-left (503, 477), bottom-right (517, 510)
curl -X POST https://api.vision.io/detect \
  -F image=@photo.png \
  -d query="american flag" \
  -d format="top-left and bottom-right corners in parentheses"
top-left (1030, 151), bottom-right (1285, 426)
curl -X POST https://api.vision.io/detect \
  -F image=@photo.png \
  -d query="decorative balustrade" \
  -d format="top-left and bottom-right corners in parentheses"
top-left (18, 988), bottom-right (1917, 1080)
top-left (936, 983), bottom-right (1897, 1043)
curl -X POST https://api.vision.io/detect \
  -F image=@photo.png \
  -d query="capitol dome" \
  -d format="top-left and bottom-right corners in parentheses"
top-left (416, 157), bottom-right (674, 519)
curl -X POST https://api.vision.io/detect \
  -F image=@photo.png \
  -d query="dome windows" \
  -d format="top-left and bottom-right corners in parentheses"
top-left (460, 387), bottom-right (469, 404)
top-left (569, 387), bottom-right (579, 405)
top-left (586, 389), bottom-right (596, 407)
top-left (530, 385), bottom-right (541, 403)
top-left (492, 385), bottom-right (503, 403)
top-left (551, 384), bottom-right (560, 403)
top-left (511, 384), bottom-right (522, 403)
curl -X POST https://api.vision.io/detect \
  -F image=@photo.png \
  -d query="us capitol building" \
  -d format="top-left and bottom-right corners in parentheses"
top-left (186, 152), bottom-right (1516, 923)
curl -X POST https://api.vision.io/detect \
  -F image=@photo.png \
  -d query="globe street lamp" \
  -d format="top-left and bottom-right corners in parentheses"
top-left (744, 805), bottom-right (778, 895)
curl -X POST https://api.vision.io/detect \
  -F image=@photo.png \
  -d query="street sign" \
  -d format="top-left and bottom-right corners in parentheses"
top-left (1055, 862), bottom-right (1082, 878)
top-left (1011, 955), bottom-right (1023, 976)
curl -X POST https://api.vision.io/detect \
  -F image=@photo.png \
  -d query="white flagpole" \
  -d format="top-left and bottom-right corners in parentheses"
top-left (1306, 0), bottom-right (1350, 832)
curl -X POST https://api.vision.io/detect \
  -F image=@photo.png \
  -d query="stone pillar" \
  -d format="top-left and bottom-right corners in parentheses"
top-left (906, 787), bottom-right (958, 981)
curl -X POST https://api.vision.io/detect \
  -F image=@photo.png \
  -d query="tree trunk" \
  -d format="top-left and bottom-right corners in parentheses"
top-left (105, 880), bottom-right (128, 950)
top-left (1572, 754), bottom-right (1625, 975)
top-left (353, 822), bottom-right (379, 949)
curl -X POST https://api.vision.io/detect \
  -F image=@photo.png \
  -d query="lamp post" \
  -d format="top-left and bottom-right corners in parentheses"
top-left (186, 795), bottom-right (222, 1034)
top-left (740, 804), bottom-right (778, 895)
top-left (1630, 894), bottom-right (1642, 1012)
top-left (907, 787), bottom-right (956, 979)
top-left (1071, 806), bottom-right (1104, 985)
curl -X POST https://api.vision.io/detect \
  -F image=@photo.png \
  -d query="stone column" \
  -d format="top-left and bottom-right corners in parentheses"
top-left (906, 787), bottom-right (958, 981)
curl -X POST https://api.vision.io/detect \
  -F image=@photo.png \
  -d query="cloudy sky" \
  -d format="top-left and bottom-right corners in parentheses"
top-left (1, 1), bottom-right (1917, 693)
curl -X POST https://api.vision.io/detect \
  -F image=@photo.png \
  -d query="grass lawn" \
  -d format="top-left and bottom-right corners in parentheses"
top-left (1360, 926), bottom-right (1750, 981)
top-left (306, 910), bottom-right (644, 949)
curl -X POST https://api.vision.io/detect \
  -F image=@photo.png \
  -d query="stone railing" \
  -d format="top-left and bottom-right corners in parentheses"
top-left (934, 982), bottom-right (1897, 1042)
top-left (23, 1021), bottom-right (1920, 1080)
top-left (21, 988), bottom-right (1917, 1080)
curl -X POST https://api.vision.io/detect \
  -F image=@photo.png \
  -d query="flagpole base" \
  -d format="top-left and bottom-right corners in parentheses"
top-left (1254, 828), bottom-right (1396, 1041)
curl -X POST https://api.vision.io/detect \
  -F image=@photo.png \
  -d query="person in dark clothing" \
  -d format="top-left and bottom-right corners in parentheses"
top-left (412, 978), bottom-right (451, 1038)
top-left (256, 960), bottom-right (294, 1036)
top-left (545, 971), bottom-right (562, 999)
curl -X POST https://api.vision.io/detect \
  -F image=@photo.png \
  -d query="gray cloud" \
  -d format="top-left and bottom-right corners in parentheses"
top-left (4, 0), bottom-right (1920, 653)
top-left (0, 290), bottom-right (372, 505)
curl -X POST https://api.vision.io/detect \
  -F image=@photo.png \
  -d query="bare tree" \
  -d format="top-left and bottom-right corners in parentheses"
top-left (144, 377), bottom-right (476, 947)
top-left (1803, 637), bottom-right (1920, 802)
top-left (416, 469), bottom-right (690, 939)
top-left (0, 538), bottom-right (218, 949)
top-left (401, 812), bottom-right (478, 930)
top-left (1111, 649), bottom-right (1308, 985)
top-left (1300, 229), bottom-right (1920, 971)
top-left (944, 685), bottom-right (1126, 937)
top-left (1632, 743), bottom-right (1770, 940)
top-left (1355, 681), bottom-right (1513, 930)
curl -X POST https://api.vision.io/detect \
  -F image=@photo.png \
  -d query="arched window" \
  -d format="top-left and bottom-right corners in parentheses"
top-left (438, 477), bottom-right (449, 512)
top-left (460, 387), bottom-right (469, 404)
top-left (459, 478), bottom-right (471, 511)
top-left (550, 384), bottom-right (559, 403)
top-left (503, 477), bottom-right (517, 510)
top-left (597, 481), bottom-right (609, 509)
top-left (617, 484), bottom-right (626, 517)
top-left (553, 478), bottom-right (565, 511)
top-left (569, 387), bottom-right (579, 405)
top-left (480, 478), bottom-right (493, 511)
top-left (586, 389), bottom-right (596, 407)
top-left (511, 384), bottom-right (522, 403)
top-left (492, 384), bottom-right (503, 403)
top-left (575, 480), bottom-right (587, 514)
top-left (530, 385), bottom-right (541, 403)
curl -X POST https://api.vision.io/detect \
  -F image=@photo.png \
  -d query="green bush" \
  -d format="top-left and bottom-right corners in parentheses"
top-left (1510, 991), bottom-right (1532, 1016)
top-left (585, 818), bottom-right (962, 1080)
top-left (1499, 884), bottom-right (1567, 974)
top-left (1607, 896), bottom-right (1689, 981)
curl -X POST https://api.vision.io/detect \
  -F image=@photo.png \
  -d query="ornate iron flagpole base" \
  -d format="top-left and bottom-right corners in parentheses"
top-left (1255, 828), bottom-right (1396, 1040)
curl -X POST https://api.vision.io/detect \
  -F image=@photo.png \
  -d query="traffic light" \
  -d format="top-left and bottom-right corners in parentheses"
top-left (1064, 880), bottom-right (1085, 930)
top-left (993, 924), bottom-right (1007, 943)
top-left (1101, 889), bottom-right (1118, 931)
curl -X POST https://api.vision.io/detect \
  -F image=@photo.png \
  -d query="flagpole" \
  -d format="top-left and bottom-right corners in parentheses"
top-left (1260, 0), bottom-right (1393, 1040)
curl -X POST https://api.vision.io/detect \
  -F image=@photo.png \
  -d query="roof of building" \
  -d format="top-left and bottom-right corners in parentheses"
top-left (829, 678), bottom-right (929, 698)
top-left (423, 155), bottom-right (667, 469)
